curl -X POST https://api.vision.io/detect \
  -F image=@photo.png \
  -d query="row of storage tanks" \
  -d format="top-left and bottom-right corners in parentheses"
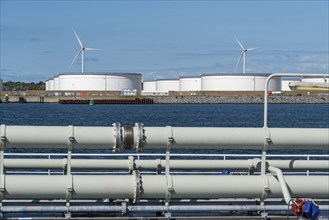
top-left (44, 73), bottom-right (328, 92)
top-left (144, 74), bottom-right (282, 92)
top-left (45, 73), bottom-right (282, 92)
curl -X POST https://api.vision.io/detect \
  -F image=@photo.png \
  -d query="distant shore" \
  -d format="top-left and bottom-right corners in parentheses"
top-left (1, 93), bottom-right (328, 104)
top-left (152, 95), bottom-right (329, 104)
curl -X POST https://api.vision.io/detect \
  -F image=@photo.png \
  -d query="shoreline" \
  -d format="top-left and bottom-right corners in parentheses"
top-left (1, 94), bottom-right (328, 104)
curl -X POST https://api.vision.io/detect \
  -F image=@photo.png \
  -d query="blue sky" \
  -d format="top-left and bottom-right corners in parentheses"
top-left (1, 0), bottom-right (328, 82)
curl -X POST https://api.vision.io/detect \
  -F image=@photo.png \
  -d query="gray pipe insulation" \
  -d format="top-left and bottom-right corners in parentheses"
top-left (1, 124), bottom-right (328, 151)
top-left (2, 174), bottom-right (328, 200)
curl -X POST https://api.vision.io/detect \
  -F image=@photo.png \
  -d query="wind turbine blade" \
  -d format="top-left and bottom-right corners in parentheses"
top-left (234, 35), bottom-right (245, 50)
top-left (73, 29), bottom-right (83, 48)
top-left (234, 52), bottom-right (244, 72)
top-left (85, 47), bottom-right (101, 51)
top-left (69, 49), bottom-right (82, 70)
top-left (247, 47), bottom-right (260, 51)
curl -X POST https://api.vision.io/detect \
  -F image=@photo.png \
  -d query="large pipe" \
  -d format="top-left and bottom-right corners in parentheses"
top-left (141, 127), bottom-right (329, 150)
top-left (1, 125), bottom-right (328, 150)
top-left (3, 175), bottom-right (329, 200)
top-left (4, 158), bottom-right (329, 170)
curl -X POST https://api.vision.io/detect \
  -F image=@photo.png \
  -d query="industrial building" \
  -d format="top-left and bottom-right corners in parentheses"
top-left (289, 76), bottom-right (329, 91)
top-left (141, 73), bottom-right (282, 93)
top-left (45, 73), bottom-right (142, 91)
top-left (200, 74), bottom-right (281, 91)
top-left (0, 78), bottom-right (3, 92)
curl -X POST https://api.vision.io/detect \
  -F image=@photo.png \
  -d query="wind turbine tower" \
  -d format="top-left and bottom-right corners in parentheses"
top-left (234, 36), bottom-right (259, 74)
top-left (69, 29), bottom-right (100, 73)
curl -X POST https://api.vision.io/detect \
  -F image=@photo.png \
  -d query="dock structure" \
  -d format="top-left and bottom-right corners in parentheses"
top-left (59, 98), bottom-right (154, 104)
top-left (0, 124), bottom-right (328, 219)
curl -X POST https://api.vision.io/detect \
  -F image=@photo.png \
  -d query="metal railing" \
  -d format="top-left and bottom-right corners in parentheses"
top-left (4, 152), bottom-right (329, 175)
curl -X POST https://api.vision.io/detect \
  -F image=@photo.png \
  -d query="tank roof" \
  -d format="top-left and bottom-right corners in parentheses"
top-left (201, 73), bottom-right (273, 77)
top-left (156, 78), bottom-right (179, 81)
top-left (46, 72), bottom-right (142, 81)
top-left (179, 75), bottom-right (201, 79)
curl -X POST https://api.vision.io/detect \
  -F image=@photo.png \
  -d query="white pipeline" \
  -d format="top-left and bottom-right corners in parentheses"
top-left (1, 124), bottom-right (328, 150)
top-left (2, 174), bottom-right (329, 200)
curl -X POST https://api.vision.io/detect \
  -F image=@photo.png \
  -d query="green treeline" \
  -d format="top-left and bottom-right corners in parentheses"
top-left (3, 81), bottom-right (45, 91)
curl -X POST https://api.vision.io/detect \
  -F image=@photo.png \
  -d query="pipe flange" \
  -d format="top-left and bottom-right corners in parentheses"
top-left (122, 126), bottom-right (134, 149)
top-left (132, 170), bottom-right (142, 204)
top-left (135, 123), bottom-right (145, 153)
top-left (121, 202), bottom-right (127, 215)
top-left (128, 156), bottom-right (135, 173)
top-left (112, 123), bottom-right (121, 152)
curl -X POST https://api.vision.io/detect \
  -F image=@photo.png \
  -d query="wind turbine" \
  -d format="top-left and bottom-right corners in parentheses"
top-left (69, 29), bottom-right (100, 73)
top-left (234, 36), bottom-right (259, 74)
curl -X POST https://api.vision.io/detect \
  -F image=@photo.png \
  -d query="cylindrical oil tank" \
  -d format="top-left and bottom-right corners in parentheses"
top-left (254, 75), bottom-right (281, 91)
top-left (105, 73), bottom-right (142, 91)
top-left (179, 76), bottom-right (201, 91)
top-left (201, 74), bottom-right (281, 91)
top-left (58, 74), bottom-right (105, 91)
top-left (48, 79), bottom-right (55, 91)
top-left (142, 81), bottom-right (156, 91)
top-left (45, 80), bottom-right (49, 91)
top-left (54, 77), bottom-right (60, 90)
top-left (156, 79), bottom-right (179, 92)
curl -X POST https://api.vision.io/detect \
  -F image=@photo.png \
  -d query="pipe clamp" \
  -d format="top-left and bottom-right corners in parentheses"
top-left (132, 170), bottom-right (141, 203)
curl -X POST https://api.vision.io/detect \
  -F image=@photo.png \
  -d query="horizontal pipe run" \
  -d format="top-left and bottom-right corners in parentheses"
top-left (142, 127), bottom-right (329, 149)
top-left (4, 158), bottom-right (329, 170)
top-left (1, 125), bottom-right (328, 150)
top-left (1, 205), bottom-right (329, 213)
top-left (2, 175), bottom-right (329, 200)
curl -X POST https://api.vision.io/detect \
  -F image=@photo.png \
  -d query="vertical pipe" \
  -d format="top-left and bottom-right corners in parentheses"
top-left (267, 166), bottom-right (291, 204)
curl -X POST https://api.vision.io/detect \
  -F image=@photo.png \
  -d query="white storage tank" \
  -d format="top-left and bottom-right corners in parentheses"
top-left (201, 74), bottom-right (281, 91)
top-left (179, 76), bottom-right (201, 91)
top-left (48, 79), bottom-right (55, 91)
top-left (59, 74), bottom-right (105, 91)
top-left (45, 80), bottom-right (49, 91)
top-left (46, 73), bottom-right (142, 91)
top-left (281, 80), bottom-right (293, 91)
top-left (142, 81), bottom-right (156, 91)
top-left (254, 75), bottom-right (281, 91)
top-left (156, 79), bottom-right (179, 92)
top-left (54, 77), bottom-right (60, 91)
top-left (105, 73), bottom-right (142, 91)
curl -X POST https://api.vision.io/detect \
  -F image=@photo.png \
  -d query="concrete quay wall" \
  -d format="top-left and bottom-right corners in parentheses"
top-left (152, 95), bottom-right (329, 104)
top-left (0, 94), bottom-right (328, 104)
